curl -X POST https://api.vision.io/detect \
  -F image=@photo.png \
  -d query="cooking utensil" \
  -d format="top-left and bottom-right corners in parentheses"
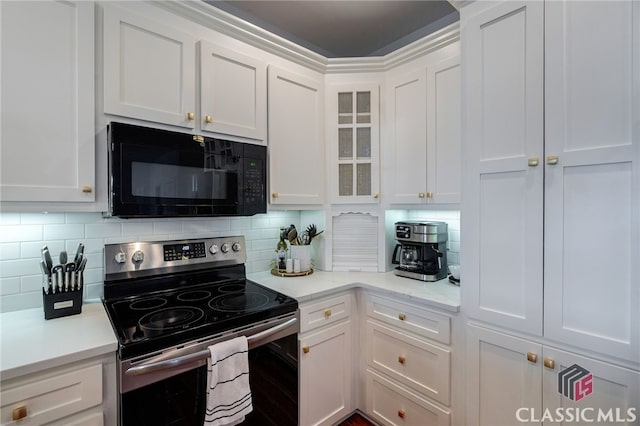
top-left (52, 265), bottom-right (64, 293)
top-left (65, 263), bottom-right (75, 292)
top-left (73, 243), bottom-right (84, 265)
top-left (287, 226), bottom-right (298, 245)
top-left (59, 251), bottom-right (68, 265)
top-left (40, 260), bottom-right (51, 294)
top-left (76, 257), bottom-right (87, 290)
top-left (42, 246), bottom-right (53, 274)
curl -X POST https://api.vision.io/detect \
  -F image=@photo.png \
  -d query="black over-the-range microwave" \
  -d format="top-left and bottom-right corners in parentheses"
top-left (107, 122), bottom-right (267, 218)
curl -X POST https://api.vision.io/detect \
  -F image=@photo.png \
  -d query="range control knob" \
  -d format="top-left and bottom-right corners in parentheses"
top-left (209, 244), bottom-right (219, 255)
top-left (131, 250), bottom-right (144, 264)
top-left (114, 252), bottom-right (127, 264)
top-left (232, 242), bottom-right (242, 252)
top-left (221, 243), bottom-right (230, 253)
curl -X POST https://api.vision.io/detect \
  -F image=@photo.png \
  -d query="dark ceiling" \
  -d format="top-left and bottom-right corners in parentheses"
top-left (206, 1), bottom-right (459, 58)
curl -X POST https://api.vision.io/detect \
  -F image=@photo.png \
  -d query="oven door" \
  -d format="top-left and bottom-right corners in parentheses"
top-left (119, 314), bottom-right (299, 426)
top-left (109, 123), bottom-right (243, 218)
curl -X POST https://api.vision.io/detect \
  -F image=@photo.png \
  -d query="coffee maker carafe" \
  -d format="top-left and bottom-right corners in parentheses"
top-left (392, 221), bottom-right (448, 282)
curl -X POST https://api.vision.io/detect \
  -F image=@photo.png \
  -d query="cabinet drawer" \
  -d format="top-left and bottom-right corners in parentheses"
top-left (366, 294), bottom-right (450, 344)
top-left (366, 320), bottom-right (450, 406)
top-left (1, 364), bottom-right (102, 425)
top-left (299, 293), bottom-right (353, 333)
top-left (365, 369), bottom-right (450, 426)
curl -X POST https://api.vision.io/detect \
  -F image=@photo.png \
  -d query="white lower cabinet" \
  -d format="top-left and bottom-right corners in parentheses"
top-left (299, 293), bottom-right (354, 426)
top-left (0, 355), bottom-right (116, 426)
top-left (466, 324), bottom-right (640, 426)
top-left (362, 293), bottom-right (453, 426)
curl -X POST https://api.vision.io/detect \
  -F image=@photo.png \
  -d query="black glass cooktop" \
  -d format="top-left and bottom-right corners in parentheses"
top-left (103, 277), bottom-right (297, 359)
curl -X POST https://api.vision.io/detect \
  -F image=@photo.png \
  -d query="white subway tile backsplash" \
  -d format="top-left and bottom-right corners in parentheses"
top-left (0, 211), bottom-right (302, 313)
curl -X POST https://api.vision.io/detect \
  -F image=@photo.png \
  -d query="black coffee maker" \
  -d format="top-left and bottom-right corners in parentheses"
top-left (392, 221), bottom-right (448, 282)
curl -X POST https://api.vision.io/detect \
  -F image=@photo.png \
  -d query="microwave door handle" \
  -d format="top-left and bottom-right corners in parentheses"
top-left (124, 317), bottom-right (298, 376)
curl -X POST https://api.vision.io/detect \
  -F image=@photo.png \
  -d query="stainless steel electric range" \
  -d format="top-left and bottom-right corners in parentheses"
top-left (102, 236), bottom-right (299, 426)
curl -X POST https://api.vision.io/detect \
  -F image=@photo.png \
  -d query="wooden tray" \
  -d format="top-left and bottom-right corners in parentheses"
top-left (271, 268), bottom-right (314, 277)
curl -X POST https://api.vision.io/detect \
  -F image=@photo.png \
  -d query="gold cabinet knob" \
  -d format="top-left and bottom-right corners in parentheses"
top-left (398, 355), bottom-right (406, 365)
top-left (544, 358), bottom-right (555, 369)
top-left (426, 192), bottom-right (434, 198)
top-left (324, 309), bottom-right (332, 318)
top-left (302, 346), bottom-right (310, 354)
top-left (398, 313), bottom-right (406, 321)
top-left (526, 352), bottom-right (538, 363)
top-left (186, 112), bottom-right (195, 120)
top-left (271, 192), bottom-right (279, 198)
top-left (418, 192), bottom-right (426, 198)
top-left (81, 185), bottom-right (93, 193)
top-left (528, 157), bottom-right (539, 167)
top-left (204, 115), bottom-right (212, 123)
top-left (12, 405), bottom-right (27, 421)
top-left (547, 155), bottom-right (559, 165)
top-left (373, 193), bottom-right (380, 199)
top-left (398, 409), bottom-right (406, 419)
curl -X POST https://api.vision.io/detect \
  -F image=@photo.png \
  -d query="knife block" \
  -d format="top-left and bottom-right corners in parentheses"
top-left (42, 287), bottom-right (83, 320)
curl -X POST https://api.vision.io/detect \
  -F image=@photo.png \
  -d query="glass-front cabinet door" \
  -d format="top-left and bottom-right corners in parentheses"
top-left (330, 84), bottom-right (380, 203)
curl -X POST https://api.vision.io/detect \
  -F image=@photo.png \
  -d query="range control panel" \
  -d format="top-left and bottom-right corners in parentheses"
top-left (105, 236), bottom-right (246, 276)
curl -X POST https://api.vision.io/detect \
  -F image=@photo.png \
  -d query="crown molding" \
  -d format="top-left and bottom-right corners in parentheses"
top-left (152, 1), bottom-right (459, 75)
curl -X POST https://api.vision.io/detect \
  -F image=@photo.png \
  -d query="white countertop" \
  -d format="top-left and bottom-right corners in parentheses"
top-left (0, 302), bottom-right (118, 381)
top-left (248, 270), bottom-right (460, 312)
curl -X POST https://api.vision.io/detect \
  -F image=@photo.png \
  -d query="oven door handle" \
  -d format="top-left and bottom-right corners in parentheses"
top-left (125, 317), bottom-right (298, 376)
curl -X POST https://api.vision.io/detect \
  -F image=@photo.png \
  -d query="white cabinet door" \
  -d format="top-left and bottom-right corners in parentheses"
top-left (299, 321), bottom-right (353, 426)
top-left (0, 1), bottom-right (95, 203)
top-left (542, 347), bottom-right (640, 423)
top-left (103, 5), bottom-right (196, 128)
top-left (387, 70), bottom-right (428, 204)
top-left (461, 1), bottom-right (544, 335)
top-left (199, 42), bottom-right (266, 140)
top-left (268, 66), bottom-right (324, 205)
top-left (466, 324), bottom-right (543, 426)
top-left (328, 84), bottom-right (380, 204)
top-left (426, 56), bottom-right (461, 204)
top-left (543, 0), bottom-right (640, 363)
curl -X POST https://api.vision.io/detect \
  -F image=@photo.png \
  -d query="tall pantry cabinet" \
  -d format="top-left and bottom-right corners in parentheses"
top-left (461, 0), bottom-right (640, 423)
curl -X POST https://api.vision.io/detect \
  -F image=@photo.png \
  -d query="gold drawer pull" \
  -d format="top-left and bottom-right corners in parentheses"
top-left (324, 309), bottom-right (332, 318)
top-left (426, 192), bottom-right (433, 198)
top-left (527, 352), bottom-right (538, 363)
top-left (186, 112), bottom-right (195, 120)
top-left (271, 192), bottom-right (279, 198)
top-left (12, 405), bottom-right (27, 421)
top-left (547, 155), bottom-right (559, 165)
top-left (398, 313), bottom-right (406, 321)
top-left (81, 185), bottom-right (93, 193)
top-left (204, 115), bottom-right (212, 123)
top-left (302, 346), bottom-right (310, 354)
top-left (418, 192), bottom-right (426, 198)
top-left (528, 157), bottom-right (539, 167)
top-left (398, 355), bottom-right (406, 365)
top-left (398, 409), bottom-right (406, 419)
top-left (544, 358), bottom-right (555, 369)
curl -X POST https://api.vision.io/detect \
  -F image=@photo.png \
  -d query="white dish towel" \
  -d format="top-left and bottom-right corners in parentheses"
top-left (205, 336), bottom-right (252, 426)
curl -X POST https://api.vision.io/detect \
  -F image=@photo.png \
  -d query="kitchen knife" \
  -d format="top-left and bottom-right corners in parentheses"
top-left (52, 265), bottom-right (64, 294)
top-left (76, 257), bottom-right (87, 291)
top-left (65, 263), bottom-right (75, 292)
top-left (42, 246), bottom-right (53, 275)
top-left (59, 251), bottom-right (67, 265)
top-left (73, 243), bottom-right (84, 266)
top-left (40, 260), bottom-right (51, 294)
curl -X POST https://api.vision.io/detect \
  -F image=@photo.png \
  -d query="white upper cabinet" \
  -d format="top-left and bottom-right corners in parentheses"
top-left (0, 1), bottom-right (95, 203)
top-left (543, 0), bottom-right (640, 361)
top-left (387, 56), bottom-right (461, 205)
top-left (268, 66), bottom-right (324, 205)
top-left (328, 84), bottom-right (380, 204)
top-left (462, 0), bottom-right (639, 362)
top-left (462, 0), bottom-right (545, 336)
top-left (103, 5), bottom-right (197, 128)
top-left (199, 41), bottom-right (266, 140)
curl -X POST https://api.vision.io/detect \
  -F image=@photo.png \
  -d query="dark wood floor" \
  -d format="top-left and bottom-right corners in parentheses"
top-left (337, 412), bottom-right (377, 426)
